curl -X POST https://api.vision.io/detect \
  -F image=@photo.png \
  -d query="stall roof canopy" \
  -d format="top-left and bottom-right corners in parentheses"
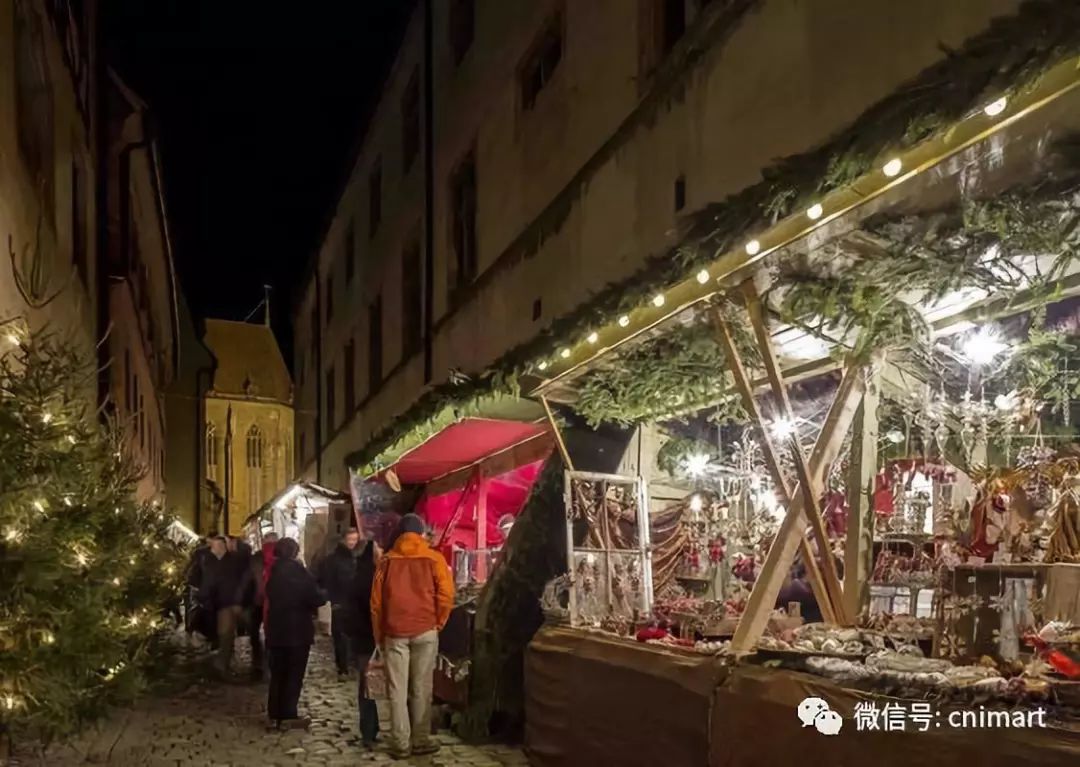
top-left (245, 481), bottom-right (351, 526)
top-left (377, 417), bottom-right (551, 487)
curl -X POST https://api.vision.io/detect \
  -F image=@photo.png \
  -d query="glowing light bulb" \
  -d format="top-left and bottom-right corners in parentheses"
top-left (67, 434), bottom-right (76, 444)
top-left (41, 412), bottom-right (52, 424)
top-left (63, 497), bottom-right (73, 507)
top-left (129, 556), bottom-right (136, 565)
top-left (537, 360), bottom-right (548, 371)
top-left (165, 564), bottom-right (176, 575)
top-left (4, 527), bottom-right (21, 542)
top-left (961, 326), bottom-right (1008, 365)
top-left (652, 294), bottom-right (665, 308)
top-left (806, 203), bottom-right (824, 220)
top-left (684, 453), bottom-right (711, 477)
top-left (745, 239), bottom-right (761, 256)
top-left (587, 332), bottom-right (599, 344)
top-left (770, 417), bottom-right (797, 440)
top-left (32, 500), bottom-right (44, 513)
top-left (882, 158), bottom-right (903, 177)
top-left (618, 315), bottom-right (630, 327)
top-left (42, 631), bottom-right (55, 644)
top-left (75, 552), bottom-right (88, 566)
top-left (885, 430), bottom-right (905, 445)
top-left (559, 348), bottom-right (571, 359)
top-left (689, 494), bottom-right (703, 513)
top-left (983, 97), bottom-right (1007, 117)
top-left (5, 333), bottom-right (19, 345)
top-left (112, 577), bottom-right (121, 586)
top-left (696, 269), bottom-right (710, 284)
top-left (114, 507), bottom-right (121, 515)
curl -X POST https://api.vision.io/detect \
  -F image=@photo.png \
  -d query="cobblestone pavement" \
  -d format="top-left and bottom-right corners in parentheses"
top-left (30, 635), bottom-right (528, 766)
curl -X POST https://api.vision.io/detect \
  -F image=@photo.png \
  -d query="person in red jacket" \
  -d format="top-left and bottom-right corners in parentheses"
top-left (370, 514), bottom-right (454, 760)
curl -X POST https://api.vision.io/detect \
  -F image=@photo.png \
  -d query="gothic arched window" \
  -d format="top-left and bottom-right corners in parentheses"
top-left (205, 424), bottom-right (218, 470)
top-left (246, 424), bottom-right (264, 469)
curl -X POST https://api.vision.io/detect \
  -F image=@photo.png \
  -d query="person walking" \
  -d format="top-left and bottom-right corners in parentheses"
top-left (352, 539), bottom-right (380, 749)
top-left (199, 536), bottom-right (247, 677)
top-left (249, 532), bottom-right (279, 678)
top-left (370, 514), bottom-right (454, 760)
top-left (265, 537), bottom-right (326, 730)
top-left (319, 528), bottom-right (362, 679)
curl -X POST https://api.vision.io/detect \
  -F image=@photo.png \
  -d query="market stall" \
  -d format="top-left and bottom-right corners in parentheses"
top-left (520, 27), bottom-right (1080, 765)
top-left (353, 413), bottom-right (556, 704)
top-left (242, 480), bottom-right (351, 566)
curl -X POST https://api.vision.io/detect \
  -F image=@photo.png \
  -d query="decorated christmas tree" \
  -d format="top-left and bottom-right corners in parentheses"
top-left (0, 333), bottom-right (187, 743)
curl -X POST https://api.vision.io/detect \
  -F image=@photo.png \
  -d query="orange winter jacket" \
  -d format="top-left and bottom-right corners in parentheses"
top-left (370, 532), bottom-right (454, 644)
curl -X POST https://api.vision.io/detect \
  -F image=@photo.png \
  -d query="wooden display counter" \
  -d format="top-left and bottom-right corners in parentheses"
top-left (524, 626), bottom-right (1080, 767)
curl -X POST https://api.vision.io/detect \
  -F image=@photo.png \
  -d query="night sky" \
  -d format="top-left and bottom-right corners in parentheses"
top-left (104, 0), bottom-right (414, 360)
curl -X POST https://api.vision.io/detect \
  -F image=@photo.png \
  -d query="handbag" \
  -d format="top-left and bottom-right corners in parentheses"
top-left (364, 647), bottom-right (388, 699)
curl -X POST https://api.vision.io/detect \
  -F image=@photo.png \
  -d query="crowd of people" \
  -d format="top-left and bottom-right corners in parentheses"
top-left (184, 513), bottom-right (454, 760)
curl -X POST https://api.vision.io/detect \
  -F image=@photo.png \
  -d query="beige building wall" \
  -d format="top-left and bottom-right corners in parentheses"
top-left (295, 0), bottom-right (1023, 488)
top-left (0, 0), bottom-right (99, 361)
top-left (204, 397), bottom-right (293, 537)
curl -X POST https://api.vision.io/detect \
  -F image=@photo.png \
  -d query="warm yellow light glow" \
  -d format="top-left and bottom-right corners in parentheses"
top-left (882, 158), bottom-right (903, 177)
top-left (537, 360), bottom-right (548, 371)
top-left (689, 494), bottom-right (703, 513)
top-left (32, 500), bottom-right (44, 513)
top-left (745, 239), bottom-right (761, 256)
top-left (696, 269), bottom-right (710, 284)
top-left (42, 631), bottom-right (55, 645)
top-left (618, 315), bottom-right (630, 327)
top-left (652, 294), bottom-right (665, 308)
top-left (112, 577), bottom-right (121, 586)
top-left (806, 203), bottom-right (824, 220)
top-left (75, 552), bottom-right (88, 566)
top-left (587, 332), bottom-right (599, 344)
top-left (67, 434), bottom-right (76, 444)
top-left (41, 412), bottom-right (52, 424)
top-left (5, 333), bottom-right (19, 345)
top-left (983, 97), bottom-right (1007, 117)
top-left (559, 348), bottom-right (571, 359)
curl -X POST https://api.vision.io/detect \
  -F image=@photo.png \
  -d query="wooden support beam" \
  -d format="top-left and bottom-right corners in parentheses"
top-left (541, 396), bottom-right (574, 470)
top-left (844, 369), bottom-right (880, 620)
top-left (741, 284), bottom-right (849, 624)
top-left (712, 308), bottom-right (838, 627)
top-left (475, 470), bottom-right (489, 583)
top-left (729, 362), bottom-right (867, 654)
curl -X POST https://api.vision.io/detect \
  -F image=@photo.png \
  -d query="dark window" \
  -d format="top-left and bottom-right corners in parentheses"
top-left (325, 367), bottom-right (336, 434)
top-left (344, 221), bottom-right (355, 284)
top-left (449, 0), bottom-right (475, 66)
top-left (206, 424), bottom-right (218, 468)
top-left (402, 72), bottom-right (420, 173)
top-left (449, 150), bottom-right (478, 299)
top-left (532, 298), bottom-right (542, 321)
top-left (368, 296), bottom-right (383, 393)
top-left (123, 348), bottom-right (132, 412)
top-left (369, 160), bottom-right (382, 238)
top-left (14, 0), bottom-right (55, 225)
top-left (661, 0), bottom-right (686, 54)
top-left (520, 14), bottom-right (563, 111)
top-left (401, 237), bottom-right (422, 356)
top-left (674, 175), bottom-right (686, 211)
top-left (246, 425), bottom-right (264, 469)
top-left (325, 274), bottom-right (334, 321)
top-left (72, 160), bottom-right (88, 286)
top-left (344, 339), bottom-right (355, 413)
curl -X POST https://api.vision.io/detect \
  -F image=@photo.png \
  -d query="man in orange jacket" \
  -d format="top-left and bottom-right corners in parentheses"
top-left (370, 513), bottom-right (454, 759)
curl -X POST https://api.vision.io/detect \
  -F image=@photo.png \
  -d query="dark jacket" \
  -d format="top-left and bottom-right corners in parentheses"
top-left (351, 541), bottom-right (377, 654)
top-left (319, 543), bottom-right (359, 606)
top-left (186, 545), bottom-right (213, 589)
top-left (266, 558), bottom-right (327, 648)
top-left (199, 550), bottom-right (252, 610)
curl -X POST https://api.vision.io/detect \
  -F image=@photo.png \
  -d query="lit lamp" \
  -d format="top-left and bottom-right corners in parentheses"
top-left (684, 453), bottom-right (711, 477)
top-left (769, 417), bottom-right (797, 440)
top-left (961, 326), bottom-right (1008, 366)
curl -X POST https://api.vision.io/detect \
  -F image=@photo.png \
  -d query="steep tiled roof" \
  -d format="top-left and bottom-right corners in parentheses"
top-left (202, 319), bottom-right (292, 404)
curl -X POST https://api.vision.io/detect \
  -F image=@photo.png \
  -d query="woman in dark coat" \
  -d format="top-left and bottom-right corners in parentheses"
top-left (352, 540), bottom-right (380, 747)
top-left (265, 538), bottom-right (326, 729)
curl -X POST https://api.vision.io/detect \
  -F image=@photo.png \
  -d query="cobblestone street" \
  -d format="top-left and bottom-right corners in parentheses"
top-left (31, 636), bottom-right (528, 767)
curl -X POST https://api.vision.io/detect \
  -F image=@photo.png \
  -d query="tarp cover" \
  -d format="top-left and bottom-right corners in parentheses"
top-left (416, 460), bottom-right (545, 550)
top-left (380, 418), bottom-right (548, 485)
top-left (525, 626), bottom-right (1080, 767)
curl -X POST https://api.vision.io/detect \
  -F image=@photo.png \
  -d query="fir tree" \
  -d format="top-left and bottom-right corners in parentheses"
top-left (0, 333), bottom-right (187, 742)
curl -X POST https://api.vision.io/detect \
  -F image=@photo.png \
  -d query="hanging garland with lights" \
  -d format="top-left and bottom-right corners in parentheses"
top-left (0, 333), bottom-right (187, 743)
top-left (349, 0), bottom-right (1080, 474)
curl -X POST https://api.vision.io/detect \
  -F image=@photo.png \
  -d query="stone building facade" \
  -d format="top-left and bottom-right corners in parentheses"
top-left (292, 0), bottom-right (1023, 488)
top-left (201, 318), bottom-right (294, 536)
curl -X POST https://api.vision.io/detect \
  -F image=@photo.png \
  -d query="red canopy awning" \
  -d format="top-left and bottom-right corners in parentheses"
top-left (379, 417), bottom-right (550, 486)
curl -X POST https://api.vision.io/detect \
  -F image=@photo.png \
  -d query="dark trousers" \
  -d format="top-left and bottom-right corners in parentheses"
top-left (267, 645), bottom-right (310, 721)
top-left (331, 605), bottom-right (352, 673)
top-left (249, 606), bottom-right (264, 669)
top-left (356, 651), bottom-right (379, 744)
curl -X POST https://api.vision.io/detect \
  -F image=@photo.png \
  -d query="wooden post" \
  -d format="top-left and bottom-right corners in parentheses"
top-left (740, 285), bottom-right (849, 624)
top-left (844, 369), bottom-right (880, 620)
top-left (540, 396), bottom-right (574, 470)
top-left (475, 468), bottom-right (489, 583)
top-left (728, 362), bottom-right (867, 653)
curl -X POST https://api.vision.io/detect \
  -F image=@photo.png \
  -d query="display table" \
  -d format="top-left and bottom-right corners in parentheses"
top-left (525, 626), bottom-right (1080, 767)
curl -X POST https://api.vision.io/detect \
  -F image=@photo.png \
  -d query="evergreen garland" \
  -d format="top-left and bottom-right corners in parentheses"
top-left (0, 335), bottom-right (187, 742)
